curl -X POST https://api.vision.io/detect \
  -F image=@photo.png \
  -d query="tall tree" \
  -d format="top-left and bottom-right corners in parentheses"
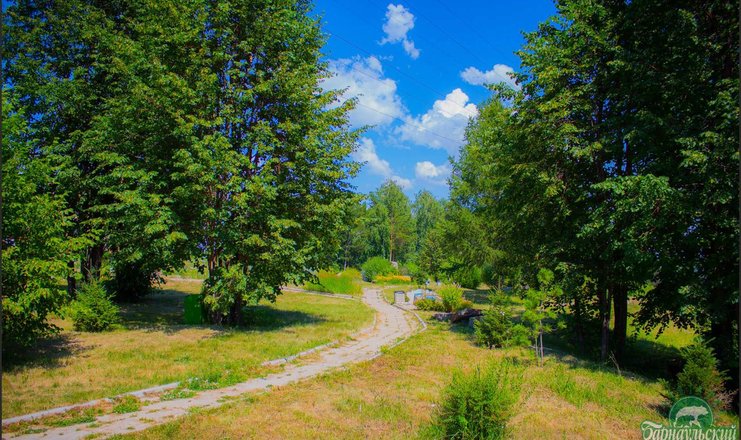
top-left (412, 190), bottom-right (443, 253)
top-left (169, 0), bottom-right (359, 324)
top-left (1, 93), bottom-right (90, 351)
top-left (454, 0), bottom-right (738, 367)
top-left (367, 181), bottom-right (416, 262)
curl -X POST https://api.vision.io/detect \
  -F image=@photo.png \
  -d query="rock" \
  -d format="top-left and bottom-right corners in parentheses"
top-left (432, 313), bottom-right (452, 321)
top-left (450, 308), bottom-right (483, 324)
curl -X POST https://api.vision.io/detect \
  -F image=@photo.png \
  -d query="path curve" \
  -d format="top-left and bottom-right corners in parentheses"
top-left (7, 288), bottom-right (420, 440)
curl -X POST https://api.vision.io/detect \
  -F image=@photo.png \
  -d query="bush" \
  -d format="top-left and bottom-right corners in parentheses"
top-left (361, 256), bottom-right (396, 282)
top-left (434, 362), bottom-right (522, 439)
top-left (452, 266), bottom-right (483, 289)
top-left (666, 340), bottom-right (732, 410)
top-left (415, 298), bottom-right (445, 312)
top-left (374, 274), bottom-right (413, 284)
top-left (439, 285), bottom-right (464, 312)
top-left (475, 308), bottom-right (514, 349)
top-left (67, 283), bottom-right (120, 332)
top-left (107, 263), bottom-right (161, 302)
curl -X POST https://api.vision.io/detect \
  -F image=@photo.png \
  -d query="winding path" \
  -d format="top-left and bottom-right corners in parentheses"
top-left (7, 288), bottom-right (420, 440)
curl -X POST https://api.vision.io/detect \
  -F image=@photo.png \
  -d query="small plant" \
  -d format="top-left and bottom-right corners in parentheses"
top-left (112, 395), bottom-right (141, 414)
top-left (433, 361), bottom-right (522, 439)
top-left (67, 283), bottom-right (120, 332)
top-left (361, 256), bottom-right (396, 282)
top-left (439, 285), bottom-right (464, 312)
top-left (162, 388), bottom-right (197, 401)
top-left (665, 339), bottom-right (732, 410)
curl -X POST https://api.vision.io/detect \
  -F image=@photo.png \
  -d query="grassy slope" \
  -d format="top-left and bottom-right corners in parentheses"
top-left (304, 269), bottom-right (363, 296)
top-left (118, 316), bottom-right (738, 440)
top-left (2, 280), bottom-right (373, 418)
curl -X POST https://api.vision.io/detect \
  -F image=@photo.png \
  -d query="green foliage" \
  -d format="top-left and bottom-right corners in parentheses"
top-left (107, 263), bottom-right (161, 302)
top-left (475, 293), bottom-right (524, 349)
top-left (412, 190), bottom-right (444, 253)
top-left (1, 93), bottom-right (88, 353)
top-left (201, 266), bottom-right (256, 325)
top-left (452, 266), bottom-right (483, 290)
top-left (304, 270), bottom-right (362, 295)
top-left (433, 362), bottom-right (522, 440)
top-left (361, 257), bottom-right (397, 282)
top-left (366, 181), bottom-right (416, 262)
top-left (439, 285), bottom-right (465, 313)
top-left (67, 283), bottom-right (120, 332)
top-left (452, 0), bottom-right (739, 377)
top-left (666, 340), bottom-right (732, 410)
top-left (521, 269), bottom-right (561, 365)
top-left (415, 298), bottom-right (446, 312)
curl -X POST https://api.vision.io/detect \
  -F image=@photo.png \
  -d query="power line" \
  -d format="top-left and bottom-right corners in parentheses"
top-left (352, 101), bottom-right (463, 145)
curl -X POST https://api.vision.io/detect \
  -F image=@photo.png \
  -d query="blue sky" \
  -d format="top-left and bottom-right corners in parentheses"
top-left (313, 0), bottom-right (556, 199)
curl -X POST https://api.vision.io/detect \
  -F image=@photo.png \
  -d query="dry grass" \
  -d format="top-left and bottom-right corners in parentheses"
top-left (2, 280), bottom-right (373, 418)
top-left (114, 316), bottom-right (734, 440)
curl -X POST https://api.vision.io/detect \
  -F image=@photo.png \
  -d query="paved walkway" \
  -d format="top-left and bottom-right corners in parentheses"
top-left (7, 288), bottom-right (420, 440)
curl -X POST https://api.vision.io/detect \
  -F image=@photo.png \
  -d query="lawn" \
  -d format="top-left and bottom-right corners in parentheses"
top-left (114, 314), bottom-right (738, 440)
top-left (2, 279), bottom-right (374, 418)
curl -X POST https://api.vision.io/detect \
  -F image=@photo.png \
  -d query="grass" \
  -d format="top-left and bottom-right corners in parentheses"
top-left (2, 279), bottom-right (373, 418)
top-left (303, 269), bottom-right (363, 296)
top-left (113, 314), bottom-right (736, 440)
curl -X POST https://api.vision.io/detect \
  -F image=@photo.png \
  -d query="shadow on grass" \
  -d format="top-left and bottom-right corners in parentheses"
top-left (241, 306), bottom-right (326, 331)
top-left (3, 333), bottom-right (90, 373)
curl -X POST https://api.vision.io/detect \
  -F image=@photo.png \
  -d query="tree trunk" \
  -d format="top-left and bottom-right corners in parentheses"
top-left (67, 260), bottom-right (77, 297)
top-left (574, 295), bottom-right (585, 348)
top-left (82, 243), bottom-right (104, 283)
top-left (599, 288), bottom-right (612, 361)
top-left (612, 285), bottom-right (628, 362)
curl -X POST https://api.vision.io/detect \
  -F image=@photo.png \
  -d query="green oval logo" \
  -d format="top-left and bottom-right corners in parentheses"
top-left (669, 396), bottom-right (713, 429)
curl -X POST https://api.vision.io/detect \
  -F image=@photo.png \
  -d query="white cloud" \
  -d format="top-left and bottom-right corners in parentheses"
top-left (460, 64), bottom-right (519, 89)
top-left (396, 88), bottom-right (478, 155)
top-left (353, 137), bottom-right (392, 176)
top-left (391, 175), bottom-right (413, 189)
top-left (323, 56), bottom-right (406, 127)
top-left (380, 4), bottom-right (420, 59)
top-left (415, 161), bottom-right (450, 179)
top-left (353, 138), bottom-right (413, 190)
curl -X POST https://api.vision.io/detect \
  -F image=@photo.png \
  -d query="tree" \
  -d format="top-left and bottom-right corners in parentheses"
top-left (367, 181), bottom-right (415, 262)
top-left (1, 93), bottom-right (90, 351)
top-left (412, 190), bottom-right (443, 253)
top-left (454, 0), bottom-right (738, 370)
top-left (169, 0), bottom-right (359, 325)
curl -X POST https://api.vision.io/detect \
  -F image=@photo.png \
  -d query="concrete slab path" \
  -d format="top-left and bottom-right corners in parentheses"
top-left (5, 288), bottom-right (420, 440)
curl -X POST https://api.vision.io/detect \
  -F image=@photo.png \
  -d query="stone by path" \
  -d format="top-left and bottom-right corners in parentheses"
top-left (6, 288), bottom-right (420, 440)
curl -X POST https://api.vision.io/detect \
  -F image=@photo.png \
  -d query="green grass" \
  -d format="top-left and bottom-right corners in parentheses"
top-left (114, 318), bottom-right (737, 440)
top-left (2, 279), bottom-right (374, 418)
top-left (112, 395), bottom-right (141, 414)
top-left (303, 269), bottom-right (363, 296)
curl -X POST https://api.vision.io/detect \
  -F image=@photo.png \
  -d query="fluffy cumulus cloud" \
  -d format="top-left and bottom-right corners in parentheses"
top-left (323, 56), bottom-right (405, 127)
top-left (380, 4), bottom-right (420, 59)
top-left (396, 88), bottom-right (478, 155)
top-left (460, 64), bottom-right (519, 89)
top-left (415, 161), bottom-right (450, 185)
top-left (353, 137), bottom-right (413, 190)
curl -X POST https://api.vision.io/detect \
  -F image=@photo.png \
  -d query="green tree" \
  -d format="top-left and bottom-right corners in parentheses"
top-left (366, 181), bottom-right (415, 262)
top-left (1, 93), bottom-right (90, 351)
top-left (454, 0), bottom-right (738, 369)
top-left (412, 190), bottom-right (443, 253)
top-left (169, 0), bottom-right (359, 324)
